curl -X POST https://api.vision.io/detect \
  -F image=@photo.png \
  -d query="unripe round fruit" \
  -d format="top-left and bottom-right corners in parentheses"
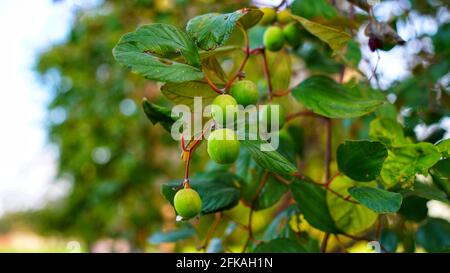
top-left (259, 7), bottom-right (276, 26)
top-left (207, 128), bottom-right (240, 164)
top-left (259, 104), bottom-right (286, 132)
top-left (174, 188), bottom-right (202, 219)
top-left (263, 26), bottom-right (285, 52)
top-left (230, 80), bottom-right (259, 106)
top-left (283, 22), bottom-right (303, 47)
top-left (277, 10), bottom-right (293, 24)
top-left (211, 94), bottom-right (238, 126)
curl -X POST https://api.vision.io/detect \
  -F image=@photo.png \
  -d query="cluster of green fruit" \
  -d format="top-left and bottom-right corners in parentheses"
top-left (260, 7), bottom-right (303, 51)
top-left (173, 79), bottom-right (287, 220)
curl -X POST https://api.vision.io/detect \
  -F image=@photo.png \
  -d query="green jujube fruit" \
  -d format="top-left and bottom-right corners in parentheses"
top-left (211, 94), bottom-right (238, 126)
top-left (259, 7), bottom-right (276, 25)
top-left (230, 80), bottom-right (259, 106)
top-left (283, 22), bottom-right (302, 47)
top-left (174, 188), bottom-right (202, 219)
top-left (207, 128), bottom-right (240, 164)
top-left (264, 26), bottom-right (285, 52)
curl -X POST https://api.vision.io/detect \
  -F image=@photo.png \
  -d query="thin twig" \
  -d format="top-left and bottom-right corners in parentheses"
top-left (204, 73), bottom-right (223, 94)
top-left (285, 110), bottom-right (323, 122)
top-left (242, 171), bottom-right (269, 253)
top-left (324, 118), bottom-right (332, 182)
top-left (290, 173), bottom-right (360, 204)
top-left (224, 24), bottom-right (250, 90)
top-left (261, 47), bottom-right (273, 102)
top-left (198, 212), bottom-right (223, 251)
top-left (321, 233), bottom-right (330, 253)
top-left (272, 89), bottom-right (292, 97)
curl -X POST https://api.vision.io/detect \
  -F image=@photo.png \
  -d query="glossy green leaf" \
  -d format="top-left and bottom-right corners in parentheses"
top-left (345, 40), bottom-right (362, 67)
top-left (240, 139), bottom-right (298, 175)
top-left (142, 99), bottom-right (177, 132)
top-left (148, 225), bottom-right (196, 243)
top-left (436, 138), bottom-right (450, 157)
top-left (348, 186), bottom-right (402, 213)
top-left (113, 24), bottom-right (203, 83)
top-left (235, 149), bottom-right (288, 210)
top-left (326, 175), bottom-right (378, 235)
top-left (291, 15), bottom-right (352, 54)
top-left (252, 238), bottom-right (308, 253)
top-left (369, 118), bottom-right (407, 147)
top-left (337, 140), bottom-right (388, 182)
top-left (380, 143), bottom-right (441, 188)
top-left (416, 218), bottom-right (450, 253)
top-left (161, 172), bottom-right (240, 215)
top-left (430, 159), bottom-right (450, 198)
top-left (254, 174), bottom-right (289, 210)
top-left (292, 76), bottom-right (384, 118)
top-left (186, 8), bottom-right (263, 50)
top-left (161, 81), bottom-right (220, 108)
top-left (405, 181), bottom-right (449, 203)
top-left (290, 179), bottom-right (340, 233)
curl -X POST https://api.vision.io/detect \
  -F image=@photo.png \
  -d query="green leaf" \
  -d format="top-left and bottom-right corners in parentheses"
top-left (113, 23), bottom-right (203, 83)
top-left (161, 81), bottom-right (220, 108)
top-left (254, 174), bottom-right (289, 210)
top-left (263, 205), bottom-right (300, 241)
top-left (148, 225), bottom-right (196, 243)
top-left (292, 76), bottom-right (384, 118)
top-left (436, 138), bottom-right (450, 157)
top-left (380, 143), bottom-right (441, 188)
top-left (291, 15), bottom-right (352, 54)
top-left (267, 49), bottom-right (292, 92)
top-left (252, 238), bottom-right (308, 253)
top-left (240, 139), bottom-right (297, 175)
top-left (348, 186), bottom-right (402, 213)
top-left (380, 230), bottom-right (399, 253)
top-left (161, 172), bottom-right (240, 215)
top-left (337, 140), bottom-right (388, 182)
top-left (405, 181), bottom-right (449, 203)
top-left (290, 179), bottom-right (340, 233)
top-left (398, 196), bottom-right (428, 222)
top-left (344, 40), bottom-right (361, 67)
top-left (202, 56), bottom-right (227, 84)
top-left (326, 175), bottom-right (378, 235)
top-left (416, 218), bottom-right (450, 252)
top-left (142, 99), bottom-right (177, 132)
top-left (186, 8), bottom-right (263, 51)
top-left (369, 118), bottom-right (407, 147)
top-left (198, 45), bottom-right (241, 59)
top-left (291, 0), bottom-right (338, 19)
top-left (430, 159), bottom-right (450, 198)
top-left (235, 149), bottom-right (288, 210)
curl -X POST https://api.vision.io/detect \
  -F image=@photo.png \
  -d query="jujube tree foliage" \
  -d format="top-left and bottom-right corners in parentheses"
top-left (34, 0), bottom-right (449, 253)
top-left (112, 0), bottom-right (450, 253)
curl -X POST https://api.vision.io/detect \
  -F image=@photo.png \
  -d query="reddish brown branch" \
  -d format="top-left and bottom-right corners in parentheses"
top-left (242, 171), bottom-right (269, 253)
top-left (324, 118), bottom-right (332, 182)
top-left (291, 173), bottom-right (359, 204)
top-left (261, 47), bottom-right (273, 102)
top-left (321, 233), bottom-right (330, 253)
top-left (285, 110), bottom-right (323, 122)
top-left (204, 73), bottom-right (224, 94)
top-left (198, 212), bottom-right (223, 251)
top-left (224, 24), bottom-right (251, 90)
top-left (272, 89), bottom-right (292, 97)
